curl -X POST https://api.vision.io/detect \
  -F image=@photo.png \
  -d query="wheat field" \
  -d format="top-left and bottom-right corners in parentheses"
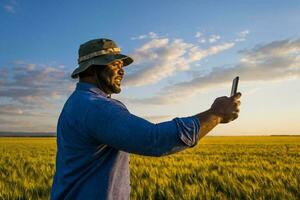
top-left (0, 136), bottom-right (299, 200)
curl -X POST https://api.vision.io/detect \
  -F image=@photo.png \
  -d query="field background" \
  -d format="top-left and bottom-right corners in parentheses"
top-left (0, 136), bottom-right (299, 200)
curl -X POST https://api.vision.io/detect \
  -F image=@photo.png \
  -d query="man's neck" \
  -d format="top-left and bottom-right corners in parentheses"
top-left (79, 77), bottom-right (111, 95)
top-left (79, 76), bottom-right (97, 85)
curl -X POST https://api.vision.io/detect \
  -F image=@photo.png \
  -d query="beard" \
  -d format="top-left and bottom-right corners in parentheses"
top-left (95, 70), bottom-right (121, 94)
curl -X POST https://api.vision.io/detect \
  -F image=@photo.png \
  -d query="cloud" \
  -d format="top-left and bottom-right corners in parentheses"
top-left (195, 32), bottom-right (203, 38)
top-left (195, 32), bottom-right (207, 43)
top-left (195, 33), bottom-right (221, 44)
top-left (0, 62), bottom-right (74, 113)
top-left (124, 34), bottom-right (235, 87)
top-left (0, 118), bottom-right (33, 127)
top-left (235, 30), bottom-right (250, 42)
top-left (0, 105), bottom-right (23, 115)
top-left (131, 32), bottom-right (158, 40)
top-left (208, 35), bottom-right (221, 43)
top-left (0, 61), bottom-right (75, 131)
top-left (127, 38), bottom-right (300, 104)
top-left (0, 116), bottom-right (55, 132)
top-left (143, 115), bottom-right (171, 123)
top-left (188, 43), bottom-right (234, 62)
top-left (0, 104), bottom-right (49, 117)
top-left (238, 30), bottom-right (250, 38)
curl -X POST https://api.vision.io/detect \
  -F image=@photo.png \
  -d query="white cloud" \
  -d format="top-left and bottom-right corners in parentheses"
top-left (149, 32), bottom-right (158, 39)
top-left (208, 35), bottom-right (221, 43)
top-left (131, 32), bottom-right (159, 40)
top-left (195, 32), bottom-right (207, 43)
top-left (188, 43), bottom-right (234, 62)
top-left (143, 115), bottom-right (171, 123)
top-left (127, 38), bottom-right (300, 104)
top-left (131, 35), bottom-right (147, 40)
top-left (124, 35), bottom-right (235, 87)
top-left (238, 30), bottom-right (250, 38)
top-left (195, 32), bottom-right (203, 38)
top-left (124, 38), bottom-right (192, 86)
top-left (235, 30), bottom-right (250, 42)
top-left (196, 33), bottom-right (222, 44)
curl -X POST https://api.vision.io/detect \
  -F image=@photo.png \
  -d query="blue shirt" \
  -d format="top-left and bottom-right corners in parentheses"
top-left (51, 82), bottom-right (200, 200)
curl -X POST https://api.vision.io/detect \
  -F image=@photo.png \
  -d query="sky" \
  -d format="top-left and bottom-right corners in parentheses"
top-left (0, 0), bottom-right (300, 135)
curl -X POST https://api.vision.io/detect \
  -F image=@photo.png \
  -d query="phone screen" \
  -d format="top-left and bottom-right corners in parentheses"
top-left (230, 76), bottom-right (239, 97)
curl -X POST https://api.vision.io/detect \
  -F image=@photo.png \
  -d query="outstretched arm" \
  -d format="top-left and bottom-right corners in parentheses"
top-left (85, 92), bottom-right (241, 157)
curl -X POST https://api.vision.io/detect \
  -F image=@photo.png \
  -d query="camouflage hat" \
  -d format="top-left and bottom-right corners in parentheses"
top-left (71, 38), bottom-right (134, 78)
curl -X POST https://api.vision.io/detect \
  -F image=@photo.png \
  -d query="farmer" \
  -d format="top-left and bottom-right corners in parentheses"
top-left (50, 38), bottom-right (241, 199)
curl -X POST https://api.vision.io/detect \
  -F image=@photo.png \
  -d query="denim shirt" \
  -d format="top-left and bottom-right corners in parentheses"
top-left (51, 82), bottom-right (200, 200)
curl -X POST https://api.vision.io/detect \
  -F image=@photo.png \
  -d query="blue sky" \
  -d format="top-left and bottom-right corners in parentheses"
top-left (1, 0), bottom-right (300, 135)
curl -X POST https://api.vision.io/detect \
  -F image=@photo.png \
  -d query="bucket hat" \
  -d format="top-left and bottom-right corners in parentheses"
top-left (71, 38), bottom-right (134, 78)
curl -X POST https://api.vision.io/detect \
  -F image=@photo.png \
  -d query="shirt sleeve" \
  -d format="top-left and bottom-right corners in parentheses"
top-left (84, 99), bottom-right (200, 157)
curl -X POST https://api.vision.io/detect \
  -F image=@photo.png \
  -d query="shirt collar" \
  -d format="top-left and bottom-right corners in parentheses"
top-left (76, 82), bottom-right (110, 98)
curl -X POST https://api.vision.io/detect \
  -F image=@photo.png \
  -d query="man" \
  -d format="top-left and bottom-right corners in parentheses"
top-left (51, 38), bottom-right (241, 200)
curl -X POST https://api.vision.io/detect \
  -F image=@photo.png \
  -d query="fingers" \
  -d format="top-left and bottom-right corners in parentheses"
top-left (212, 94), bottom-right (241, 122)
top-left (227, 112), bottom-right (239, 121)
top-left (224, 101), bottom-right (240, 122)
top-left (233, 101), bottom-right (241, 107)
top-left (234, 107), bottom-right (240, 113)
top-left (216, 96), bottom-right (227, 102)
top-left (220, 112), bottom-right (239, 123)
top-left (232, 92), bottom-right (242, 100)
top-left (232, 93), bottom-right (241, 112)
top-left (231, 112), bottom-right (239, 121)
top-left (216, 92), bottom-right (241, 123)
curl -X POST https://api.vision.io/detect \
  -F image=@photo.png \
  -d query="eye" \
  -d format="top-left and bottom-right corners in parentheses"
top-left (115, 62), bottom-right (123, 68)
top-left (109, 61), bottom-right (123, 70)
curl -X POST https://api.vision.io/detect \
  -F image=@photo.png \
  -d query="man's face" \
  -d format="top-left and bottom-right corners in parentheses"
top-left (96, 60), bottom-right (124, 94)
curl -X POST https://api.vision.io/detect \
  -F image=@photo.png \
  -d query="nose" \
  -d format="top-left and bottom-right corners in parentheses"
top-left (118, 67), bottom-right (124, 76)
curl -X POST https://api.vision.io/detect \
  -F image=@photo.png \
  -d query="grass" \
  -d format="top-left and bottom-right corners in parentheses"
top-left (0, 136), bottom-right (299, 199)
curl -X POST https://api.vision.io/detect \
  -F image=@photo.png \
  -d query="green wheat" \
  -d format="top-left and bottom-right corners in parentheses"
top-left (0, 136), bottom-right (299, 200)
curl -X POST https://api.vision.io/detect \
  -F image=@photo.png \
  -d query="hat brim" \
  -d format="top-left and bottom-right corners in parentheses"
top-left (71, 54), bottom-right (133, 79)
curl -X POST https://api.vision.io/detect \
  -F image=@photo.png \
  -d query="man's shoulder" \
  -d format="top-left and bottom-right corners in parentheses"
top-left (74, 91), bottom-right (127, 110)
top-left (66, 90), bottom-right (129, 114)
top-left (109, 98), bottom-right (128, 110)
top-left (73, 89), bottom-right (108, 102)
top-left (63, 90), bottom-right (107, 112)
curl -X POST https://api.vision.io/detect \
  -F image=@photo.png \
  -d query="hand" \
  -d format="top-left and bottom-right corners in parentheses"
top-left (209, 92), bottom-right (241, 123)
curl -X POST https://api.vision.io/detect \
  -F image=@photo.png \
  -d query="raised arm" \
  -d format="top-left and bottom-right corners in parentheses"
top-left (85, 92), bottom-right (241, 157)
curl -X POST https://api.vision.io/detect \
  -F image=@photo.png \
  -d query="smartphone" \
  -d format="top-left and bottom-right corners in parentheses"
top-left (230, 76), bottom-right (239, 97)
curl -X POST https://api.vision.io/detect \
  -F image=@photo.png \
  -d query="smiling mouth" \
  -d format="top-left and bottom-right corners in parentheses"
top-left (115, 77), bottom-right (122, 85)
